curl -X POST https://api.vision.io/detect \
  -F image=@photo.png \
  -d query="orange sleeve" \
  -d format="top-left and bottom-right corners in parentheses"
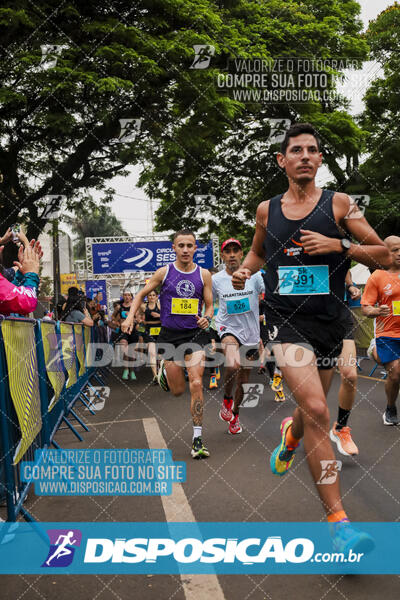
top-left (361, 272), bottom-right (379, 306)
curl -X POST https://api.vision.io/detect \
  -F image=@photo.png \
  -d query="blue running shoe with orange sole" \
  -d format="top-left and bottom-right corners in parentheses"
top-left (270, 417), bottom-right (298, 476)
top-left (331, 520), bottom-right (375, 556)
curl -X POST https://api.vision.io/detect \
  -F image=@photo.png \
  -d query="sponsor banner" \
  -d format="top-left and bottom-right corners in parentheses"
top-left (1, 320), bottom-right (42, 464)
top-left (0, 522), bottom-right (397, 574)
top-left (85, 280), bottom-right (107, 312)
top-left (60, 273), bottom-right (83, 296)
top-left (91, 240), bottom-right (213, 274)
top-left (20, 449), bottom-right (186, 496)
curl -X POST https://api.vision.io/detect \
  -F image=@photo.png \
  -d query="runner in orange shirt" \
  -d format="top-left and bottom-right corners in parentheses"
top-left (362, 236), bottom-right (400, 425)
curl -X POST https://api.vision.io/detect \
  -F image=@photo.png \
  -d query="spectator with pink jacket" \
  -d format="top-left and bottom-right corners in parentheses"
top-left (0, 228), bottom-right (41, 316)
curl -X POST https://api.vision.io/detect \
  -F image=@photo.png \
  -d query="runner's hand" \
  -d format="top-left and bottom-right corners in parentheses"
top-left (299, 230), bottom-right (342, 255)
top-left (196, 315), bottom-right (209, 330)
top-left (377, 305), bottom-right (391, 317)
top-left (348, 285), bottom-right (361, 300)
top-left (122, 317), bottom-right (134, 334)
top-left (232, 267), bottom-right (251, 289)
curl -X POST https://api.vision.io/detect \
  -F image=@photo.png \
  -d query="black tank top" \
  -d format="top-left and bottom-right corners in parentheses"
top-left (263, 189), bottom-right (350, 320)
top-left (145, 302), bottom-right (160, 331)
top-left (119, 304), bottom-right (131, 320)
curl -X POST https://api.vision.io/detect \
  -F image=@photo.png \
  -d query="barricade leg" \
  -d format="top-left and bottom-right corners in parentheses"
top-left (79, 392), bottom-right (96, 414)
top-left (61, 416), bottom-right (84, 442)
top-left (69, 408), bottom-right (90, 432)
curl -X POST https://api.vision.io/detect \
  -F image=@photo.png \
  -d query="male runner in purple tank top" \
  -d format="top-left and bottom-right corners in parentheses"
top-left (232, 122), bottom-right (390, 552)
top-left (122, 230), bottom-right (213, 459)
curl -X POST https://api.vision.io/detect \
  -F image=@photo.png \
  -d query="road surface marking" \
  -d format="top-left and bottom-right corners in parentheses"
top-left (143, 417), bottom-right (226, 600)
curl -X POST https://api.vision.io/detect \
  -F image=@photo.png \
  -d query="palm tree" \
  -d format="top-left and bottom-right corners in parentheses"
top-left (65, 204), bottom-right (128, 259)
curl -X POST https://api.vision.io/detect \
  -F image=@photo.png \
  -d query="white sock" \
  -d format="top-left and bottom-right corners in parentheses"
top-left (274, 367), bottom-right (282, 377)
top-left (193, 426), bottom-right (202, 440)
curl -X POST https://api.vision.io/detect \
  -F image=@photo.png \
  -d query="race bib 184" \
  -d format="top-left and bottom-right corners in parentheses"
top-left (226, 297), bottom-right (251, 315)
top-left (278, 265), bottom-right (330, 295)
top-left (171, 298), bottom-right (199, 315)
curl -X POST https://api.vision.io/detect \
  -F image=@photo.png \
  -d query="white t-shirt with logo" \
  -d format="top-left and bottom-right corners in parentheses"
top-left (212, 269), bottom-right (265, 345)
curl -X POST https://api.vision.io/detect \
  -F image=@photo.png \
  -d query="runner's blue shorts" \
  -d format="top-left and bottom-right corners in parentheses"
top-left (376, 336), bottom-right (400, 364)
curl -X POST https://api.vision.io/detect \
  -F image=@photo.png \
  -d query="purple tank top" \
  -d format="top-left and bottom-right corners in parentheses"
top-left (160, 263), bottom-right (204, 329)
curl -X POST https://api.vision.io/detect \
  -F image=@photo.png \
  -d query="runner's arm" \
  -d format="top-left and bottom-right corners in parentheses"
top-left (299, 194), bottom-right (390, 268)
top-left (338, 194), bottom-right (391, 268)
top-left (212, 275), bottom-right (217, 300)
top-left (122, 267), bottom-right (166, 334)
top-left (361, 274), bottom-right (390, 317)
top-left (109, 308), bottom-right (121, 330)
top-left (196, 269), bottom-right (213, 329)
top-left (345, 269), bottom-right (361, 300)
top-left (232, 201), bottom-right (269, 289)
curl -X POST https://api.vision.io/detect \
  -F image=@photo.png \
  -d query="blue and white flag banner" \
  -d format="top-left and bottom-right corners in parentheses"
top-left (0, 522), bottom-right (398, 574)
top-left (91, 240), bottom-right (214, 274)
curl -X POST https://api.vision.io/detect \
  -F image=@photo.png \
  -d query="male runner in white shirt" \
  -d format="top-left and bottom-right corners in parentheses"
top-left (212, 238), bottom-right (264, 434)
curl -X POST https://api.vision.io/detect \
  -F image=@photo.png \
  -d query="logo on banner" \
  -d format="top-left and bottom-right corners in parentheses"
top-left (176, 280), bottom-right (195, 297)
top-left (42, 529), bottom-right (82, 567)
top-left (124, 248), bottom-right (154, 268)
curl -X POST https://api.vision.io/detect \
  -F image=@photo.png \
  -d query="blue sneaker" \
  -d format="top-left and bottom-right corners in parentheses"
top-left (270, 417), bottom-right (298, 476)
top-left (331, 521), bottom-right (375, 556)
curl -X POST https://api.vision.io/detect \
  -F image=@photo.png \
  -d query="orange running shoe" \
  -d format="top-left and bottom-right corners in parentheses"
top-left (329, 422), bottom-right (359, 456)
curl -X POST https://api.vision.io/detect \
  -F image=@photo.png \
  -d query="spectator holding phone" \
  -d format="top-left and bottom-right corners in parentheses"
top-left (0, 227), bottom-right (42, 315)
top-left (61, 287), bottom-right (93, 326)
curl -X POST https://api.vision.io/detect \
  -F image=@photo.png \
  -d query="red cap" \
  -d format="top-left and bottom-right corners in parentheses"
top-left (221, 238), bottom-right (242, 252)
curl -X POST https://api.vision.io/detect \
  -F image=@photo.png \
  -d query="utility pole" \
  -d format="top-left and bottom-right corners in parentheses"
top-left (52, 217), bottom-right (61, 317)
top-left (149, 196), bottom-right (154, 237)
top-left (43, 195), bottom-right (64, 318)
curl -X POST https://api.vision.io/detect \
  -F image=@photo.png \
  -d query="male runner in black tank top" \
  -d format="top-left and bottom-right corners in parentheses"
top-left (232, 123), bottom-right (390, 550)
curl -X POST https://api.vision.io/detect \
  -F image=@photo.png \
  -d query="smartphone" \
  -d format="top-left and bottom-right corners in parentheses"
top-left (11, 224), bottom-right (20, 242)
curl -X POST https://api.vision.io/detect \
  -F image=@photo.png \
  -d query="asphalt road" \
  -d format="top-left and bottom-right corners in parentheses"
top-left (1, 359), bottom-right (399, 600)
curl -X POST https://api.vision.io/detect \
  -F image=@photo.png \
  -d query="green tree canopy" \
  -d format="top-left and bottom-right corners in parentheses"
top-left (0, 0), bottom-right (367, 246)
top-left (356, 4), bottom-right (400, 237)
top-left (142, 0), bottom-right (368, 242)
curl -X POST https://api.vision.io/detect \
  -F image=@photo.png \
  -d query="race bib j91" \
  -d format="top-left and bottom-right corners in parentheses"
top-left (278, 265), bottom-right (330, 295)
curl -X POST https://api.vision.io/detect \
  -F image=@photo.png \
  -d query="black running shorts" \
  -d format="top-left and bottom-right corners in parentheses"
top-left (157, 326), bottom-right (212, 359)
top-left (342, 311), bottom-right (355, 341)
top-left (265, 312), bottom-right (347, 370)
